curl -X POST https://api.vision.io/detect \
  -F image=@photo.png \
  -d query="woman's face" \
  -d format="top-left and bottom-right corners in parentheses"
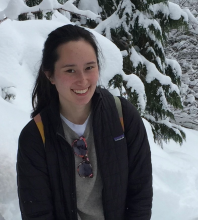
top-left (50, 40), bottom-right (99, 109)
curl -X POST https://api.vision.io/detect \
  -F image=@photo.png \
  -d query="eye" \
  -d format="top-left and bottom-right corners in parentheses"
top-left (86, 66), bottom-right (93, 70)
top-left (66, 69), bottom-right (75, 73)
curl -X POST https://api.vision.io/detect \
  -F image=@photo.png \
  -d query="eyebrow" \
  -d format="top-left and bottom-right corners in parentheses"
top-left (61, 61), bottom-right (97, 68)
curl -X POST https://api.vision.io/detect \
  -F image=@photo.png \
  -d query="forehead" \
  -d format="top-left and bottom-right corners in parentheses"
top-left (56, 40), bottom-right (97, 62)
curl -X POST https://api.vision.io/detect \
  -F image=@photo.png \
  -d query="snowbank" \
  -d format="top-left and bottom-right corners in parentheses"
top-left (0, 15), bottom-right (198, 220)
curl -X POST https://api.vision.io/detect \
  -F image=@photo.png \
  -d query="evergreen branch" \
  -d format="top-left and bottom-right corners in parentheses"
top-left (0, 7), bottom-right (101, 24)
top-left (57, 7), bottom-right (100, 19)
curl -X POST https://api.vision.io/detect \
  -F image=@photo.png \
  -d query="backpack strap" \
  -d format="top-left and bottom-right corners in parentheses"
top-left (113, 96), bottom-right (124, 132)
top-left (34, 113), bottom-right (45, 145)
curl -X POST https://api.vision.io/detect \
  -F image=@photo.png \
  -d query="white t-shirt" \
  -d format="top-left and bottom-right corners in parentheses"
top-left (60, 113), bottom-right (91, 137)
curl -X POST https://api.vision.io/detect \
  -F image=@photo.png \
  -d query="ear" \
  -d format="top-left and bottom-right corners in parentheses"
top-left (44, 71), bottom-right (55, 84)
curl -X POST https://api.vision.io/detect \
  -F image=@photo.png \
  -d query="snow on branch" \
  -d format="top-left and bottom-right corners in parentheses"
top-left (165, 58), bottom-right (182, 77)
top-left (183, 8), bottom-right (198, 24)
top-left (122, 71), bottom-right (146, 111)
top-left (0, 0), bottom-right (100, 23)
top-left (136, 52), bottom-right (180, 95)
top-left (150, 2), bottom-right (188, 22)
top-left (182, 7), bottom-right (198, 32)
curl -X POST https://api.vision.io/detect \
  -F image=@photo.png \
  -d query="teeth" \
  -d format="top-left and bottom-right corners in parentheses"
top-left (73, 88), bottom-right (88, 94)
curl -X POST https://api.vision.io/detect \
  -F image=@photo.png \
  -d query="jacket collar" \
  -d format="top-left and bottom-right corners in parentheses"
top-left (47, 87), bottom-right (103, 136)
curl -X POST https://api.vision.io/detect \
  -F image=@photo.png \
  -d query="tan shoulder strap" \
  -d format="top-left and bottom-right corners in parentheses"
top-left (34, 113), bottom-right (45, 145)
top-left (113, 96), bottom-right (124, 132)
top-left (33, 97), bottom-right (124, 144)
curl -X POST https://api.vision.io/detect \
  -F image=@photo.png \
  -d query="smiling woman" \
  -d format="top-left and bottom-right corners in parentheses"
top-left (48, 40), bottom-right (99, 124)
top-left (16, 24), bottom-right (153, 220)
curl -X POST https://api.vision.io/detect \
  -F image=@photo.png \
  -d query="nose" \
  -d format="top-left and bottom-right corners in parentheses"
top-left (76, 70), bottom-right (87, 84)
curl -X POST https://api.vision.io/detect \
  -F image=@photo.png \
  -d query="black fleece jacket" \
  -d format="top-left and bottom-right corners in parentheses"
top-left (17, 88), bottom-right (153, 220)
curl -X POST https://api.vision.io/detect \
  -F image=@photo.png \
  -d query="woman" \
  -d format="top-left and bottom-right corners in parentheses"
top-left (17, 24), bottom-right (153, 220)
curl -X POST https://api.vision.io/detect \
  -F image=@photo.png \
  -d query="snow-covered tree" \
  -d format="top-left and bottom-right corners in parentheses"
top-left (1, 0), bottom-right (196, 146)
top-left (78, 0), bottom-right (187, 146)
top-left (166, 0), bottom-right (198, 130)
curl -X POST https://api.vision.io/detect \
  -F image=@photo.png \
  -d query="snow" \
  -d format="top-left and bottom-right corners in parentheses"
top-left (144, 119), bottom-right (198, 220)
top-left (94, 0), bottom-right (135, 36)
top-left (0, 0), bottom-right (9, 10)
top-left (138, 11), bottom-right (162, 34)
top-left (122, 72), bottom-right (146, 111)
top-left (3, 0), bottom-right (28, 20)
top-left (168, 2), bottom-right (188, 21)
top-left (78, 0), bottom-right (102, 15)
top-left (94, 0), bottom-right (182, 104)
top-left (61, 0), bottom-right (100, 20)
top-left (130, 47), bottom-right (143, 67)
top-left (183, 8), bottom-right (198, 24)
top-left (166, 58), bottom-right (182, 77)
top-left (121, 50), bottom-right (128, 57)
top-left (141, 55), bottom-right (180, 94)
top-left (0, 0), bottom-right (99, 21)
top-left (157, 87), bottom-right (169, 111)
top-left (151, 2), bottom-right (188, 22)
top-left (1, 12), bottom-right (198, 220)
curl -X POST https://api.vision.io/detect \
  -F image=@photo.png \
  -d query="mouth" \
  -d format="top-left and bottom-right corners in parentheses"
top-left (72, 87), bottom-right (89, 95)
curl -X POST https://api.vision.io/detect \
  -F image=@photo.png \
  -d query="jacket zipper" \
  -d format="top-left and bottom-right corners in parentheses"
top-left (57, 132), bottom-right (78, 220)
top-left (93, 128), bottom-right (107, 219)
top-left (92, 99), bottom-right (107, 219)
top-left (56, 94), bottom-right (102, 220)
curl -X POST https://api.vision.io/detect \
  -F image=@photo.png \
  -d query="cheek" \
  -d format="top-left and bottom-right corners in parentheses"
top-left (53, 74), bottom-right (72, 89)
top-left (91, 72), bottom-right (99, 84)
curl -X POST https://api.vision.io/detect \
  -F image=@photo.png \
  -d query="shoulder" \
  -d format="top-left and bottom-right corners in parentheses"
top-left (19, 119), bottom-right (38, 141)
top-left (119, 96), bottom-right (139, 117)
top-left (96, 87), bottom-right (141, 121)
top-left (118, 96), bottom-right (146, 135)
top-left (18, 118), bottom-right (45, 154)
top-left (95, 87), bottom-right (114, 100)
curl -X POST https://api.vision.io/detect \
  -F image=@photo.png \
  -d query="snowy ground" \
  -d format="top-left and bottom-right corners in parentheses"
top-left (0, 12), bottom-right (198, 220)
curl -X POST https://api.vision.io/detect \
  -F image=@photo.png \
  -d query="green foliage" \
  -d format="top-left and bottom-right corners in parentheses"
top-left (109, 74), bottom-right (123, 90)
top-left (165, 64), bottom-right (181, 86)
top-left (25, 0), bottom-right (54, 20)
top-left (82, 0), bottom-right (188, 145)
top-left (123, 81), bottom-right (141, 111)
top-left (83, 19), bottom-right (98, 29)
top-left (146, 117), bottom-right (186, 147)
top-left (98, 0), bottom-right (119, 19)
top-left (123, 55), bottom-right (135, 75)
top-left (110, 27), bottom-right (130, 51)
top-left (18, 13), bottom-right (29, 21)
top-left (19, 0), bottom-right (45, 20)
top-left (33, 10), bottom-right (43, 19)
top-left (127, 15), bottom-right (165, 73)
top-left (108, 74), bottom-right (141, 111)
top-left (132, 0), bottom-right (151, 11)
top-left (44, 12), bottom-right (53, 20)
top-left (154, 11), bottom-right (188, 35)
top-left (26, 0), bottom-right (43, 7)
top-left (145, 79), bottom-right (175, 120)
top-left (164, 88), bottom-right (183, 109)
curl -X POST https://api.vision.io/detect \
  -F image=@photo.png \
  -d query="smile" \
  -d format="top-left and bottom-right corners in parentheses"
top-left (72, 88), bottom-right (89, 94)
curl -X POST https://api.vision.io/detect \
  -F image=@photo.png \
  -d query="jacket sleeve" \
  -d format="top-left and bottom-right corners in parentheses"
top-left (17, 120), bottom-right (55, 220)
top-left (120, 97), bottom-right (153, 220)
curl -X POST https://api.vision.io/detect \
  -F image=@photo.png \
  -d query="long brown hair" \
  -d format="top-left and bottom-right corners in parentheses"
top-left (31, 25), bottom-right (101, 118)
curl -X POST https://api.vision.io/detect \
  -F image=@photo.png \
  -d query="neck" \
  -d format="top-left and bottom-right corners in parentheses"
top-left (60, 101), bottom-right (91, 125)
